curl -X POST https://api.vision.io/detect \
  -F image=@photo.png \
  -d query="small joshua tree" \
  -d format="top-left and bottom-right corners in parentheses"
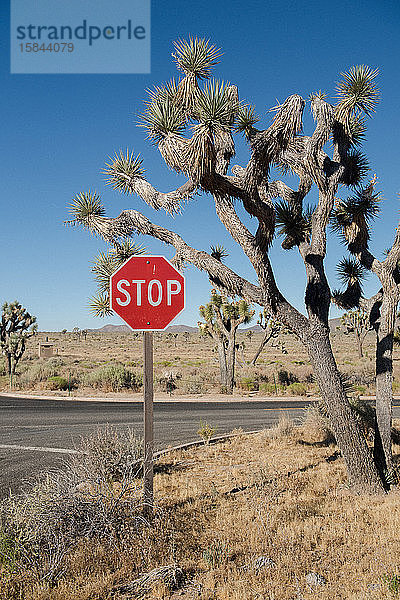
top-left (340, 306), bottom-right (371, 358)
top-left (198, 289), bottom-right (253, 393)
top-left (250, 309), bottom-right (287, 365)
top-left (0, 301), bottom-right (37, 375)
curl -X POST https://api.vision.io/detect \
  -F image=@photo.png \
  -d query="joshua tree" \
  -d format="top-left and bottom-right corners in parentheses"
top-left (1, 301), bottom-right (37, 375)
top-left (339, 306), bottom-right (371, 358)
top-left (250, 309), bottom-right (287, 365)
top-left (198, 289), bottom-right (254, 392)
top-left (68, 38), bottom-right (397, 493)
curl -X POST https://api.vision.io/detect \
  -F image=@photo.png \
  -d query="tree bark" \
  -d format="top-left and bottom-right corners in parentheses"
top-left (373, 293), bottom-right (396, 482)
top-left (305, 326), bottom-right (384, 495)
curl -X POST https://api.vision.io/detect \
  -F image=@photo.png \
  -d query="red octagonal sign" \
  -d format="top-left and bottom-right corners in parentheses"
top-left (110, 256), bottom-right (185, 331)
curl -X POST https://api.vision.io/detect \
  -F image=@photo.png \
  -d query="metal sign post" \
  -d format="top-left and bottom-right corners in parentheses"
top-left (143, 331), bottom-right (154, 516)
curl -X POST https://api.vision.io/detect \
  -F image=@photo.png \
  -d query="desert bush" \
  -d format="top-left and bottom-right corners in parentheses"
top-left (46, 376), bottom-right (69, 391)
top-left (181, 378), bottom-right (208, 394)
top-left (267, 414), bottom-right (295, 440)
top-left (0, 359), bottom-right (6, 376)
top-left (277, 369), bottom-right (298, 386)
top-left (0, 426), bottom-right (144, 584)
top-left (72, 424), bottom-right (143, 482)
top-left (18, 357), bottom-right (65, 388)
top-left (197, 419), bottom-right (218, 445)
top-left (203, 540), bottom-right (231, 568)
top-left (158, 370), bottom-right (181, 394)
top-left (286, 382), bottom-right (308, 396)
top-left (301, 404), bottom-right (335, 444)
top-left (83, 364), bottom-right (142, 392)
top-left (237, 377), bottom-right (259, 391)
top-left (259, 382), bottom-right (277, 395)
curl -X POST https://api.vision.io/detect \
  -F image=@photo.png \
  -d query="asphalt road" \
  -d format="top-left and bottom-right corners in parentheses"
top-left (0, 395), bottom-right (311, 496)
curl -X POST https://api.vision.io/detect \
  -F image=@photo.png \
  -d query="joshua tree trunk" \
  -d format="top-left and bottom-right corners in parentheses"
top-left (215, 333), bottom-right (236, 393)
top-left (225, 336), bottom-right (236, 393)
top-left (373, 293), bottom-right (397, 482)
top-left (6, 353), bottom-right (12, 376)
top-left (356, 331), bottom-right (364, 358)
top-left (305, 325), bottom-right (384, 494)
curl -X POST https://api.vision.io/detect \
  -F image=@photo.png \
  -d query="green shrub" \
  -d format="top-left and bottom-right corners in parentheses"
top-left (237, 377), bottom-right (259, 391)
top-left (46, 376), bottom-right (69, 391)
top-left (259, 382), bottom-right (277, 395)
top-left (83, 364), bottom-right (142, 392)
top-left (18, 358), bottom-right (65, 388)
top-left (197, 419), bottom-right (217, 444)
top-left (286, 382), bottom-right (308, 396)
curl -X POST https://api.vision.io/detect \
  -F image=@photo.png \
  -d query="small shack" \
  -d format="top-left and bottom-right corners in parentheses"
top-left (38, 342), bottom-right (54, 358)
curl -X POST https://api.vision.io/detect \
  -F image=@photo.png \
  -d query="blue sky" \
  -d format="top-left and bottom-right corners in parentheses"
top-left (1, 0), bottom-right (400, 331)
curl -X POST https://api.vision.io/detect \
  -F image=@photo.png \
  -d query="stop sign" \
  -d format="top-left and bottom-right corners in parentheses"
top-left (110, 256), bottom-right (185, 331)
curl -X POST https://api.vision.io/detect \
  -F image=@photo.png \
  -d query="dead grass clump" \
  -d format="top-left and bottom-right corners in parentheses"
top-left (300, 404), bottom-right (335, 444)
top-left (266, 413), bottom-right (296, 441)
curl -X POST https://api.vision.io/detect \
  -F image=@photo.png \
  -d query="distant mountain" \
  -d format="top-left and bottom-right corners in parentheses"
top-left (87, 317), bottom-right (342, 335)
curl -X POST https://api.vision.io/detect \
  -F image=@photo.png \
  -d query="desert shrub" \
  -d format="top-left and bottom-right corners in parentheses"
top-left (286, 382), bottom-right (308, 396)
top-left (83, 364), bottom-right (142, 392)
top-left (197, 419), bottom-right (218, 444)
top-left (237, 377), bottom-right (259, 391)
top-left (277, 369), bottom-right (298, 386)
top-left (181, 379), bottom-right (208, 394)
top-left (259, 382), bottom-right (277, 395)
top-left (267, 414), bottom-right (295, 440)
top-left (0, 426), bottom-right (144, 584)
top-left (18, 357), bottom-right (65, 388)
top-left (158, 370), bottom-right (181, 394)
top-left (0, 359), bottom-right (6, 376)
top-left (203, 540), bottom-right (231, 568)
top-left (301, 404), bottom-right (335, 444)
top-left (46, 376), bottom-right (69, 391)
top-left (72, 425), bottom-right (143, 482)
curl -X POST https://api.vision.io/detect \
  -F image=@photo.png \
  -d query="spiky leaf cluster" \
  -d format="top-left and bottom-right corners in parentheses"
top-left (140, 95), bottom-right (186, 143)
top-left (331, 186), bottom-right (381, 251)
top-left (210, 244), bottom-right (228, 262)
top-left (196, 80), bottom-right (239, 133)
top-left (337, 257), bottom-right (365, 287)
top-left (235, 105), bottom-right (259, 138)
top-left (332, 257), bottom-right (365, 309)
top-left (89, 293), bottom-right (114, 318)
top-left (275, 201), bottom-right (313, 249)
top-left (104, 150), bottom-right (145, 194)
top-left (173, 37), bottom-right (221, 79)
top-left (68, 192), bottom-right (105, 230)
top-left (336, 65), bottom-right (379, 119)
top-left (339, 149), bottom-right (370, 187)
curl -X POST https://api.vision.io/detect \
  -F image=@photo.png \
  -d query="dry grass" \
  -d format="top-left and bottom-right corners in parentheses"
top-left (2, 424), bottom-right (400, 599)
